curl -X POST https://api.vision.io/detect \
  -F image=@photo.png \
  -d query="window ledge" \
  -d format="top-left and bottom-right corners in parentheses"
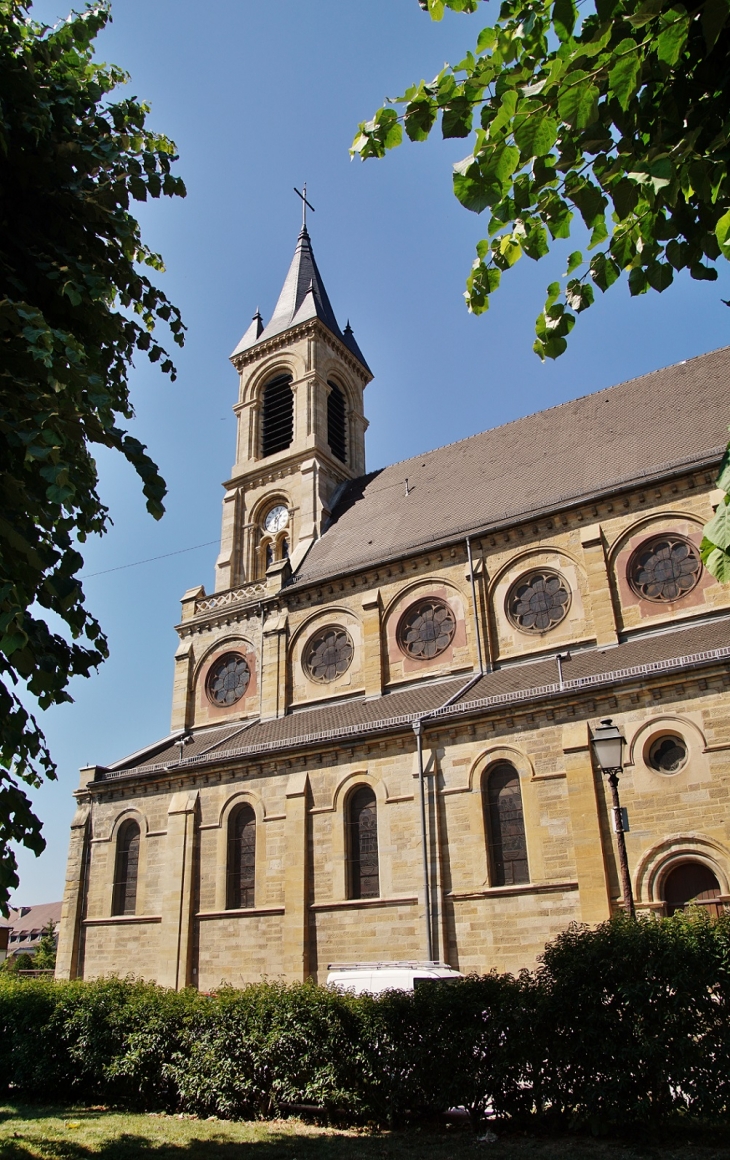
top-left (310, 895), bottom-right (418, 912)
top-left (449, 880), bottom-right (578, 901)
top-left (84, 914), bottom-right (161, 926)
top-left (196, 906), bottom-right (285, 920)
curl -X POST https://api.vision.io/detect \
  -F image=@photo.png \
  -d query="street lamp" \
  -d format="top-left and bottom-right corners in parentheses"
top-left (590, 718), bottom-right (635, 918)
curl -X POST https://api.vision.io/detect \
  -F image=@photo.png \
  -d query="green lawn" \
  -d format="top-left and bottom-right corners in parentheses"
top-left (0, 1106), bottom-right (728, 1160)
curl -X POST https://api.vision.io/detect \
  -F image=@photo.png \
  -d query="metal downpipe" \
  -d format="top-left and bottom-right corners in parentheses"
top-left (413, 718), bottom-right (433, 962)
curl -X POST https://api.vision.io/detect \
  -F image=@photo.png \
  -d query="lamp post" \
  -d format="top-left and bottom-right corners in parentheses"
top-left (590, 718), bottom-right (635, 919)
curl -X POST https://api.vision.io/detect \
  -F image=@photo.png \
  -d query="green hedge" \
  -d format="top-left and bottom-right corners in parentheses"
top-left (1, 912), bottom-right (728, 1129)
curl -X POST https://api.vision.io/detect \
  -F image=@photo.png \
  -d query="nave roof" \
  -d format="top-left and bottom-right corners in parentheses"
top-left (96, 613), bottom-right (730, 784)
top-left (292, 346), bottom-right (730, 586)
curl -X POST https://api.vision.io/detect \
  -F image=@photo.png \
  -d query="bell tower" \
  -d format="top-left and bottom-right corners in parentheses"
top-left (214, 226), bottom-right (372, 592)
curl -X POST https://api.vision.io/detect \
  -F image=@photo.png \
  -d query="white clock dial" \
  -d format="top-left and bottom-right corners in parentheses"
top-left (264, 504), bottom-right (289, 534)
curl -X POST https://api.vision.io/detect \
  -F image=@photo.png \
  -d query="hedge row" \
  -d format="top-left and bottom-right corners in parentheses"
top-left (1, 912), bottom-right (729, 1129)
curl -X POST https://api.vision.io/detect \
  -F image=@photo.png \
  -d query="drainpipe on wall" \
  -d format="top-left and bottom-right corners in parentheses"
top-left (412, 718), bottom-right (433, 962)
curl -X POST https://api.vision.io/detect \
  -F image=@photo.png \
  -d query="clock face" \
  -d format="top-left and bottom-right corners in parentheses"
top-left (263, 504), bottom-right (288, 534)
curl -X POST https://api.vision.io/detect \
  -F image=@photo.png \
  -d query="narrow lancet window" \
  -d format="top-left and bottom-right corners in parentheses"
top-left (227, 804), bottom-right (256, 909)
top-left (484, 764), bottom-right (529, 886)
top-left (112, 819), bottom-right (140, 916)
top-left (262, 374), bottom-right (293, 457)
top-left (327, 382), bottom-right (346, 463)
top-left (347, 785), bottom-right (379, 899)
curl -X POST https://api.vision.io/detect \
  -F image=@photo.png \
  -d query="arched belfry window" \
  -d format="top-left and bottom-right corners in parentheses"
top-left (112, 819), bottom-right (140, 916)
top-left (484, 764), bottom-right (529, 887)
top-left (227, 804), bottom-right (256, 909)
top-left (262, 374), bottom-right (293, 457)
top-left (327, 381), bottom-right (346, 463)
top-left (347, 786), bottom-right (379, 899)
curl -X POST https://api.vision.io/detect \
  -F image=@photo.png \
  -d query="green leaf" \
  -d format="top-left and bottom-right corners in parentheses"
top-left (465, 260), bottom-right (501, 313)
top-left (608, 39), bottom-right (642, 110)
top-left (702, 0), bottom-right (730, 50)
top-left (513, 110), bottom-right (558, 158)
top-left (488, 89), bottom-right (518, 138)
top-left (405, 95), bottom-right (438, 142)
top-left (499, 234), bottom-right (523, 266)
top-left (716, 208), bottom-right (730, 256)
top-left (703, 545), bottom-right (730, 583)
top-left (566, 250), bottom-right (583, 274)
top-left (565, 279), bottom-right (594, 311)
top-left (647, 261), bottom-right (674, 291)
top-left (628, 266), bottom-right (649, 295)
top-left (590, 253), bottom-right (621, 291)
top-left (715, 440), bottom-right (730, 491)
top-left (557, 73), bottom-right (600, 129)
top-left (442, 96), bottom-right (474, 138)
top-left (656, 7), bottom-right (690, 65)
top-left (552, 0), bottom-right (577, 42)
top-left (704, 497), bottom-right (730, 550)
top-left (476, 25), bottom-right (497, 51)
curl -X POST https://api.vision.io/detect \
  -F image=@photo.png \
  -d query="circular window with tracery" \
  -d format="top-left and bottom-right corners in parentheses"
top-left (507, 570), bottom-right (570, 633)
top-left (304, 627), bottom-right (354, 683)
top-left (398, 598), bottom-right (456, 660)
top-left (206, 652), bottom-right (251, 706)
top-left (629, 535), bottom-right (701, 603)
top-left (648, 734), bottom-right (688, 774)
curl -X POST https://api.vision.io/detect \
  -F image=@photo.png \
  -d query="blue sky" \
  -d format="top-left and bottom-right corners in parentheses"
top-left (15, 0), bottom-right (730, 905)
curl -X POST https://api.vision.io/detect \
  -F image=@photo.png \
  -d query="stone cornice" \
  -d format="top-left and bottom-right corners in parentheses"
top-left (230, 318), bottom-right (371, 385)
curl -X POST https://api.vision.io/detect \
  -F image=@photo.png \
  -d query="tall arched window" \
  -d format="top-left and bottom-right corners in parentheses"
top-left (484, 764), bottom-right (529, 886)
top-left (327, 381), bottom-right (347, 463)
top-left (227, 804), bottom-right (256, 909)
top-left (663, 861), bottom-right (722, 918)
top-left (112, 819), bottom-right (140, 916)
top-left (262, 374), bottom-right (293, 457)
top-left (347, 786), bottom-right (379, 899)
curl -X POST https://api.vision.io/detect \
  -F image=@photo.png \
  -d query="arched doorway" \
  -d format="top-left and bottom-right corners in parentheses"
top-left (663, 861), bottom-right (723, 918)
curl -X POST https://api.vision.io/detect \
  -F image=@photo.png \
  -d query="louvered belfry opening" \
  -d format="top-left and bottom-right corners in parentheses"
top-left (112, 819), bottom-right (140, 916)
top-left (327, 381), bottom-right (347, 463)
top-left (227, 804), bottom-right (256, 909)
top-left (262, 374), bottom-right (293, 457)
top-left (347, 785), bottom-right (379, 899)
top-left (485, 764), bottom-right (529, 886)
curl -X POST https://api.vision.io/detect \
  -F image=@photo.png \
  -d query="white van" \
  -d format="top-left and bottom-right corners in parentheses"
top-left (326, 960), bottom-right (463, 996)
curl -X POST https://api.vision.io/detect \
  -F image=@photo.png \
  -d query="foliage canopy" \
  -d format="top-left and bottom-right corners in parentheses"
top-left (352, 0), bottom-right (730, 577)
top-left (0, 0), bottom-right (185, 910)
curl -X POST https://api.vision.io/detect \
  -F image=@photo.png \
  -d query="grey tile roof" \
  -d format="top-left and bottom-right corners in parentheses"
top-left (5, 901), bottom-right (62, 935)
top-left (230, 228), bottom-right (370, 373)
top-left (292, 347), bottom-right (730, 586)
top-left (98, 615), bottom-right (730, 781)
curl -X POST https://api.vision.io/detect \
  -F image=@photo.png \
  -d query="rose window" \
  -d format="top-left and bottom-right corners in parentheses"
top-left (398, 599), bottom-right (456, 660)
top-left (508, 571), bottom-right (570, 633)
top-left (649, 735), bottom-right (688, 774)
top-left (629, 536), bottom-right (701, 602)
top-left (304, 627), bottom-right (354, 683)
top-left (207, 652), bottom-right (250, 706)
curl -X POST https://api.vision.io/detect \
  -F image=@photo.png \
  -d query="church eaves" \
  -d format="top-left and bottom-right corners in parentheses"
top-left (230, 227), bottom-right (370, 373)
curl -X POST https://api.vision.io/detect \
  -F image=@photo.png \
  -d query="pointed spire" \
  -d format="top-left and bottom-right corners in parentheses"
top-left (229, 228), bottom-right (369, 373)
top-left (230, 307), bottom-right (264, 358)
top-left (342, 320), bottom-right (371, 374)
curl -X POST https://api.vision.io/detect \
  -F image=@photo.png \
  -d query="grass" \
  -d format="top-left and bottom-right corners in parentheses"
top-left (0, 1107), bottom-right (729, 1160)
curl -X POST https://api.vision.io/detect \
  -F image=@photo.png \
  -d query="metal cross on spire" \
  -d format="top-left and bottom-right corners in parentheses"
top-left (293, 183), bottom-right (315, 230)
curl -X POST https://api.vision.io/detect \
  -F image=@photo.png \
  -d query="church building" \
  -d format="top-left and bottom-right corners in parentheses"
top-left (56, 224), bottom-right (730, 990)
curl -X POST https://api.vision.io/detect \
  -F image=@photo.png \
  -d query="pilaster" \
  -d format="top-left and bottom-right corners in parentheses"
top-left (580, 523), bottom-right (619, 647)
top-left (55, 800), bottom-right (91, 981)
top-left (361, 591), bottom-right (383, 698)
top-left (171, 640), bottom-right (194, 732)
top-left (158, 790), bottom-right (199, 990)
top-left (260, 611), bottom-right (288, 720)
top-left (562, 722), bottom-right (612, 924)
top-left (283, 771), bottom-right (310, 981)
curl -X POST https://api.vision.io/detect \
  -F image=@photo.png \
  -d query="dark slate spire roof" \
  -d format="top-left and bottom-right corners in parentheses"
top-left (230, 228), bottom-right (370, 372)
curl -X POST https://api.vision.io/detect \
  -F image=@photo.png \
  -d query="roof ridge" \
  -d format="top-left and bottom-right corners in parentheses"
top-left (369, 345), bottom-right (730, 476)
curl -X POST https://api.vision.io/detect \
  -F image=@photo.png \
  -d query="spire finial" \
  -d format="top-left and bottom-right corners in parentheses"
top-left (293, 183), bottom-right (315, 231)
